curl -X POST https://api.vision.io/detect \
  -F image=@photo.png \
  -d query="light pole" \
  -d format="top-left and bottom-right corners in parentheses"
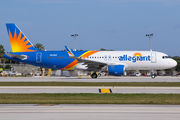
top-left (71, 34), bottom-right (78, 51)
top-left (146, 33), bottom-right (153, 51)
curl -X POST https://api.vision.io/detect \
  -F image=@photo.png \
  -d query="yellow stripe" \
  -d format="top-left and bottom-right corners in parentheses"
top-left (79, 51), bottom-right (92, 57)
top-left (62, 51), bottom-right (99, 70)
top-left (100, 89), bottom-right (111, 93)
top-left (65, 64), bottom-right (78, 70)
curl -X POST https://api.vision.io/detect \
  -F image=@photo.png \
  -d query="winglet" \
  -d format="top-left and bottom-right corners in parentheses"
top-left (65, 46), bottom-right (75, 57)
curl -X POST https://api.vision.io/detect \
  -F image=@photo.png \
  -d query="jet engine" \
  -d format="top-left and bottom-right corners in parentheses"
top-left (108, 65), bottom-right (125, 76)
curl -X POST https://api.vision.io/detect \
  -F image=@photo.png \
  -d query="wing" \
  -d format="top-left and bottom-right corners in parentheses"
top-left (65, 46), bottom-right (107, 71)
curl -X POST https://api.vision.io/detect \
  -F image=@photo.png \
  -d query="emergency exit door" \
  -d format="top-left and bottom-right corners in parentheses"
top-left (36, 52), bottom-right (42, 63)
top-left (151, 53), bottom-right (156, 63)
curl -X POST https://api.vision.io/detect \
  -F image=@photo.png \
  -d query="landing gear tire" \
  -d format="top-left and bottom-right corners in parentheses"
top-left (91, 73), bottom-right (98, 79)
top-left (151, 74), bottom-right (156, 79)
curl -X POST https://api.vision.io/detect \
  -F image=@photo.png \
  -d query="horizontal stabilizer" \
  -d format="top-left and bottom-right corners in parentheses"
top-left (5, 53), bottom-right (26, 60)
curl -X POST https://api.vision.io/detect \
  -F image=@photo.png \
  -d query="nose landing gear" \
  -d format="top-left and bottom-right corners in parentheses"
top-left (151, 74), bottom-right (156, 79)
top-left (151, 70), bottom-right (157, 79)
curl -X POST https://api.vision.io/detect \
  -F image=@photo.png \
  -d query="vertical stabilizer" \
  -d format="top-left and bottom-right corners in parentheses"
top-left (6, 23), bottom-right (39, 52)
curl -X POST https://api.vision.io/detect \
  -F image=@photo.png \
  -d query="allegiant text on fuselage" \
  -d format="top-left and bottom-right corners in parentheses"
top-left (119, 55), bottom-right (151, 63)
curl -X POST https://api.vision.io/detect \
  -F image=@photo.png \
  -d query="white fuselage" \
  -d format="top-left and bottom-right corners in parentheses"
top-left (75, 51), bottom-right (177, 71)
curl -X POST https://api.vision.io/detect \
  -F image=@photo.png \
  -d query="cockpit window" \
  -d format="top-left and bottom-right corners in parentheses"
top-left (162, 56), bottom-right (170, 59)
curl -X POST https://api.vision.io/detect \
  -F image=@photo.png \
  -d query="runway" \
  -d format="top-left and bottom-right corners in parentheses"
top-left (1, 86), bottom-right (180, 93)
top-left (0, 104), bottom-right (180, 120)
top-left (0, 76), bottom-right (180, 82)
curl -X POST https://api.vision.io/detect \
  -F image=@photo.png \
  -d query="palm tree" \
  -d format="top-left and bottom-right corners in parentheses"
top-left (34, 43), bottom-right (45, 51)
top-left (0, 45), bottom-right (5, 67)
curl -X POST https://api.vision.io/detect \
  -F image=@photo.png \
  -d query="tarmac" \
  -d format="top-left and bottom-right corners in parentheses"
top-left (0, 76), bottom-right (180, 82)
top-left (1, 77), bottom-right (180, 120)
top-left (1, 76), bottom-right (180, 94)
top-left (1, 86), bottom-right (180, 93)
top-left (0, 104), bottom-right (180, 120)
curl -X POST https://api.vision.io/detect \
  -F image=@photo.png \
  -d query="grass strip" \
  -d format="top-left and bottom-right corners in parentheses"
top-left (1, 82), bottom-right (180, 87)
top-left (0, 93), bottom-right (180, 104)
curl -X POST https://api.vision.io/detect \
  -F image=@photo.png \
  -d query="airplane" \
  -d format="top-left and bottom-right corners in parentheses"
top-left (3, 23), bottom-right (177, 79)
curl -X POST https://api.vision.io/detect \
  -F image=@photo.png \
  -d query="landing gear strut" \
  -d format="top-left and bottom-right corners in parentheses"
top-left (91, 73), bottom-right (98, 78)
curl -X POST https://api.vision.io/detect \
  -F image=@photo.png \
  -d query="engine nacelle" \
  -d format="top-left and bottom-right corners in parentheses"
top-left (108, 65), bottom-right (125, 76)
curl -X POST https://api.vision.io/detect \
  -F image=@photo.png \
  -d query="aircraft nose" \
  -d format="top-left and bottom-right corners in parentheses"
top-left (171, 59), bottom-right (177, 67)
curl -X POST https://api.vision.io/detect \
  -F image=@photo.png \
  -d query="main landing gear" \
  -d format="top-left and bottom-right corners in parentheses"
top-left (91, 72), bottom-right (98, 78)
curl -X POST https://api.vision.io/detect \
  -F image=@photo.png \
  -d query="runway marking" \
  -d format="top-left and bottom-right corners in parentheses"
top-left (99, 89), bottom-right (112, 93)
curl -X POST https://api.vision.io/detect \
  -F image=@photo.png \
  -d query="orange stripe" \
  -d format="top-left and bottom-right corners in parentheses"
top-left (61, 51), bottom-right (99, 70)
top-left (61, 60), bottom-right (78, 70)
top-left (80, 51), bottom-right (99, 58)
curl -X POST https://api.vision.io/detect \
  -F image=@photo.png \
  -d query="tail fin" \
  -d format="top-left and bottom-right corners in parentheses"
top-left (6, 23), bottom-right (39, 52)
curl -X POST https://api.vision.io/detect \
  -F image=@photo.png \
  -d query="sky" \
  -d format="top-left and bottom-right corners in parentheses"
top-left (0, 0), bottom-right (180, 56)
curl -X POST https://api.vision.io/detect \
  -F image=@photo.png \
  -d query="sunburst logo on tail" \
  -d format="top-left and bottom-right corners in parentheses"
top-left (6, 23), bottom-right (38, 52)
top-left (8, 28), bottom-right (35, 52)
